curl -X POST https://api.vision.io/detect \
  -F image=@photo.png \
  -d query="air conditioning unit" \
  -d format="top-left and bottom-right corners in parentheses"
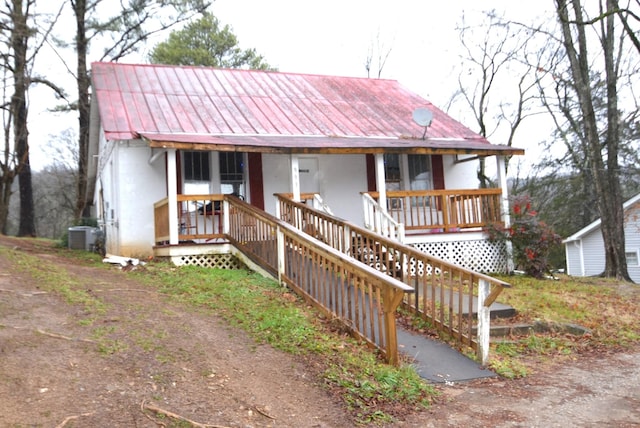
top-left (68, 226), bottom-right (99, 251)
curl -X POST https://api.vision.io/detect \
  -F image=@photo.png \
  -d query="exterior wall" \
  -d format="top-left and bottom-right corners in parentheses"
top-left (95, 138), bottom-right (167, 257)
top-left (565, 240), bottom-right (584, 276)
top-left (94, 131), bottom-right (118, 254)
top-left (261, 153), bottom-right (368, 225)
top-left (565, 203), bottom-right (640, 283)
top-left (442, 155), bottom-right (480, 189)
top-left (577, 228), bottom-right (607, 277)
top-left (624, 203), bottom-right (640, 283)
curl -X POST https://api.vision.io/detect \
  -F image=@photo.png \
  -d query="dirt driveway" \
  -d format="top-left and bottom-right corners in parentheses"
top-left (1, 235), bottom-right (639, 427)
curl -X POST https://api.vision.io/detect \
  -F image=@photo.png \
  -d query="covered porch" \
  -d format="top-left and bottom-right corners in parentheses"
top-left (153, 187), bottom-right (506, 249)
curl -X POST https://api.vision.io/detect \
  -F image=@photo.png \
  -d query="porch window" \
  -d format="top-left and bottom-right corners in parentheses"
top-left (183, 151), bottom-right (211, 194)
top-left (383, 154), bottom-right (401, 191)
top-left (383, 154), bottom-right (433, 191)
top-left (408, 154), bottom-right (432, 191)
top-left (220, 152), bottom-right (245, 197)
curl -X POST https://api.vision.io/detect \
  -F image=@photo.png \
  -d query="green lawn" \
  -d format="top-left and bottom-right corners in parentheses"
top-left (487, 274), bottom-right (640, 378)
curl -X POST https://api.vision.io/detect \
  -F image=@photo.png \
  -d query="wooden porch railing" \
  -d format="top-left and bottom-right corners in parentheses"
top-left (226, 196), bottom-right (413, 365)
top-left (367, 188), bottom-right (503, 233)
top-left (276, 193), bottom-right (511, 365)
top-left (153, 194), bottom-right (226, 244)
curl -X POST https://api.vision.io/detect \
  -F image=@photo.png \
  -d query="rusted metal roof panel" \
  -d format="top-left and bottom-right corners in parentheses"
top-left (91, 62), bottom-right (523, 155)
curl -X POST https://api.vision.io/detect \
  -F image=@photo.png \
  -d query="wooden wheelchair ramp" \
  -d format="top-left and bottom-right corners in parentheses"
top-left (226, 196), bottom-right (512, 374)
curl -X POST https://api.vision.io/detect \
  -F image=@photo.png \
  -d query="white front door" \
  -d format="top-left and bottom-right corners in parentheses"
top-left (299, 157), bottom-right (320, 194)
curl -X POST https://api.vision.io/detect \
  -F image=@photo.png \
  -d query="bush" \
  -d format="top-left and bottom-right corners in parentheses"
top-left (489, 196), bottom-right (562, 279)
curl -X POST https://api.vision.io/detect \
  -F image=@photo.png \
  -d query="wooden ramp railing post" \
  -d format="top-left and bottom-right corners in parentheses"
top-left (383, 287), bottom-right (407, 366)
top-left (477, 278), bottom-right (491, 366)
top-left (276, 226), bottom-right (285, 286)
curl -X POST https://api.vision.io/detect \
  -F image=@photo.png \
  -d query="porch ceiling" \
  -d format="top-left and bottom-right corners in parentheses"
top-left (141, 132), bottom-right (524, 156)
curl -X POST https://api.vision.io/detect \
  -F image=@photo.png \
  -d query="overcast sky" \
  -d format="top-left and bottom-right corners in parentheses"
top-left (209, 1), bottom-right (555, 100)
top-left (30, 1), bottom-right (556, 171)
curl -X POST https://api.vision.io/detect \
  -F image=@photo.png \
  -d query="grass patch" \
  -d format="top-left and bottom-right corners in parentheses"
top-left (494, 274), bottom-right (640, 347)
top-left (0, 246), bottom-right (107, 319)
top-left (488, 273), bottom-right (640, 375)
top-left (132, 263), bottom-right (437, 424)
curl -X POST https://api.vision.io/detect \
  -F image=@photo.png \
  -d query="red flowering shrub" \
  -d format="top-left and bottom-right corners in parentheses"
top-left (488, 196), bottom-right (562, 279)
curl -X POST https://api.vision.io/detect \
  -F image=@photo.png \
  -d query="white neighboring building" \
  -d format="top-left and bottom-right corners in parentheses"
top-left (564, 193), bottom-right (640, 283)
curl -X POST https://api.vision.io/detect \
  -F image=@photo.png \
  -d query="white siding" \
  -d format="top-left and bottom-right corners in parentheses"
top-left (442, 155), bottom-right (480, 189)
top-left (261, 154), bottom-right (368, 225)
top-left (580, 228), bottom-right (606, 277)
top-left (624, 203), bottom-right (640, 283)
top-left (564, 202), bottom-right (640, 282)
top-left (565, 240), bottom-right (583, 276)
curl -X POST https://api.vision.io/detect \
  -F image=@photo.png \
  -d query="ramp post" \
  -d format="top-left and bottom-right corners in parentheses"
top-left (477, 278), bottom-right (491, 366)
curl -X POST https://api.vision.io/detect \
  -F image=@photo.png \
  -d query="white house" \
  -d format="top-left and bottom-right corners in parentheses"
top-left (564, 193), bottom-right (640, 282)
top-left (87, 62), bottom-right (524, 270)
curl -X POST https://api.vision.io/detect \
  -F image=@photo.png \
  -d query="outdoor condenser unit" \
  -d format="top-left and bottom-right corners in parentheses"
top-left (68, 226), bottom-right (98, 251)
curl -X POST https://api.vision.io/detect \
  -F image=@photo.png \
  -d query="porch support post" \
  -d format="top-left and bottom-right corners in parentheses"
top-left (374, 153), bottom-right (387, 212)
top-left (477, 278), bottom-right (491, 366)
top-left (496, 156), bottom-right (514, 272)
top-left (290, 154), bottom-right (301, 202)
top-left (167, 149), bottom-right (179, 245)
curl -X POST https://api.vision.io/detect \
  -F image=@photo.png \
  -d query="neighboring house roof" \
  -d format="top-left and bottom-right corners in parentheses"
top-left (563, 193), bottom-right (640, 243)
top-left (91, 62), bottom-right (524, 156)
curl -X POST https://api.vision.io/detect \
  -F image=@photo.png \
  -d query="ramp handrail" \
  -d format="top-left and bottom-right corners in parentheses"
top-left (225, 195), bottom-right (413, 365)
top-left (275, 193), bottom-right (511, 365)
top-left (361, 192), bottom-right (405, 243)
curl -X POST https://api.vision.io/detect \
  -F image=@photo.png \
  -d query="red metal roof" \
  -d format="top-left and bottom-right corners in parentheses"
top-left (91, 62), bottom-right (524, 155)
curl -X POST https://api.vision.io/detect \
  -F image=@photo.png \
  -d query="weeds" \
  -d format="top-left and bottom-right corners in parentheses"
top-left (0, 246), bottom-right (106, 319)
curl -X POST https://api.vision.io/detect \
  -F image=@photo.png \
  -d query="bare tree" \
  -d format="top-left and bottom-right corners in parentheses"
top-left (365, 30), bottom-right (393, 79)
top-left (451, 11), bottom-right (540, 187)
top-left (0, 0), bottom-right (65, 236)
top-left (550, 0), bottom-right (635, 281)
top-left (34, 129), bottom-right (78, 238)
top-left (67, 0), bottom-right (210, 220)
top-left (0, 59), bottom-right (17, 235)
top-left (10, 0), bottom-right (35, 236)
top-left (454, 2), bottom-right (638, 281)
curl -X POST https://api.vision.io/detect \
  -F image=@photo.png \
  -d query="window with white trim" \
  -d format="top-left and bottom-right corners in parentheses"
top-left (219, 152), bottom-right (245, 197)
top-left (626, 251), bottom-right (639, 266)
top-left (183, 151), bottom-right (211, 194)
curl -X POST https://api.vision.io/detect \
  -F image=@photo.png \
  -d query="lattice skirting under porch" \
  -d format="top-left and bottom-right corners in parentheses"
top-left (410, 238), bottom-right (508, 274)
top-left (172, 253), bottom-right (245, 270)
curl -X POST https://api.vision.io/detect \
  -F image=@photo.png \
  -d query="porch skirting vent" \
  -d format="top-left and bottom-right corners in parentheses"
top-left (410, 239), bottom-right (507, 274)
top-left (173, 253), bottom-right (245, 270)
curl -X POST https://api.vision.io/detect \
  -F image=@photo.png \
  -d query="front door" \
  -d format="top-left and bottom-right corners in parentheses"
top-left (299, 157), bottom-right (320, 194)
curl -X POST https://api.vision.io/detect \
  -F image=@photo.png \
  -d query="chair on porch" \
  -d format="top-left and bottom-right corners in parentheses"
top-left (196, 193), bottom-right (244, 235)
top-left (179, 201), bottom-right (197, 237)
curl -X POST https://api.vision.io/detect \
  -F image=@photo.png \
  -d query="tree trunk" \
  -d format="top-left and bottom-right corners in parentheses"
top-left (74, 0), bottom-right (91, 221)
top-left (12, 0), bottom-right (36, 237)
top-left (556, 0), bottom-right (631, 281)
top-left (600, 0), bottom-right (628, 280)
top-left (0, 170), bottom-right (13, 235)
